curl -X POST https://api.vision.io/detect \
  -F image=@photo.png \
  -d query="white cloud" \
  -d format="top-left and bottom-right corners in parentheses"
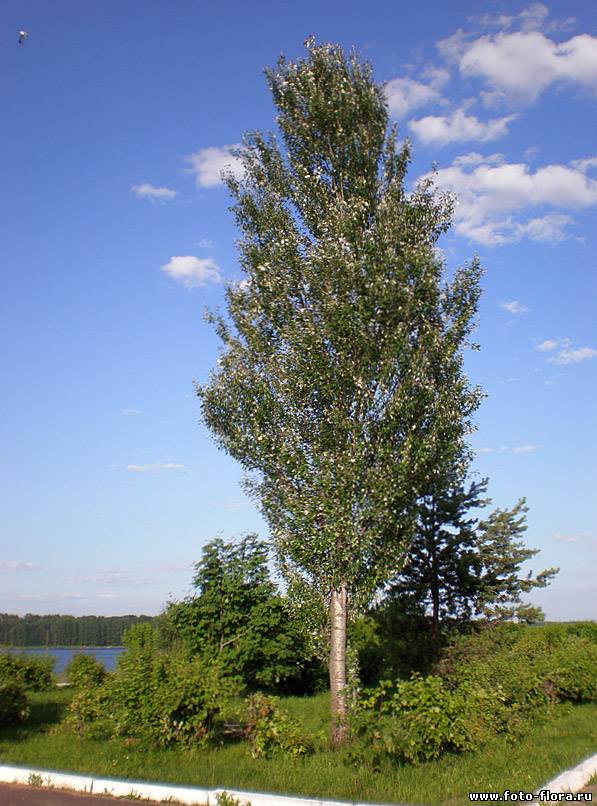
top-left (408, 108), bottom-right (516, 146)
top-left (127, 462), bottom-right (184, 472)
top-left (131, 183), bottom-right (177, 200)
top-left (0, 561), bottom-right (40, 571)
top-left (475, 447), bottom-right (493, 454)
top-left (469, 4), bottom-right (573, 35)
top-left (74, 569), bottom-right (156, 586)
top-left (424, 154), bottom-right (597, 245)
top-left (553, 531), bottom-right (594, 544)
top-left (500, 300), bottom-right (528, 314)
top-left (161, 255), bottom-right (222, 288)
top-left (197, 238), bottom-right (215, 248)
top-left (452, 30), bottom-right (597, 106)
top-left (121, 408), bottom-right (141, 416)
top-left (548, 346), bottom-right (597, 365)
top-left (184, 145), bottom-right (244, 188)
top-left (499, 444), bottom-right (540, 454)
top-left (536, 339), bottom-right (559, 352)
top-left (385, 75), bottom-right (446, 118)
top-left (570, 156), bottom-right (597, 173)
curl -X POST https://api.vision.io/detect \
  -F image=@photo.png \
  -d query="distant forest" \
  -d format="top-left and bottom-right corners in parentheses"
top-left (0, 613), bottom-right (155, 646)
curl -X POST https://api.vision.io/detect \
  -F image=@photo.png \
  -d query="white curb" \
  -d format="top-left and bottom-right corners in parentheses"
top-left (536, 753), bottom-right (597, 794)
top-left (0, 764), bottom-right (380, 806)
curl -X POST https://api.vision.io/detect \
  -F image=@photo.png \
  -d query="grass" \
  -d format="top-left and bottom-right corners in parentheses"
top-left (0, 690), bottom-right (595, 805)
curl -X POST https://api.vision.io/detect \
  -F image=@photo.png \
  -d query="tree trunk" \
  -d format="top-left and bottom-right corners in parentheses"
top-left (329, 582), bottom-right (348, 747)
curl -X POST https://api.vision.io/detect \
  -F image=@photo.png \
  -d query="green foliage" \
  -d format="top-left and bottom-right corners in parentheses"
top-left (0, 653), bottom-right (55, 691)
top-left (244, 693), bottom-right (313, 759)
top-left (65, 653), bottom-right (107, 688)
top-left (63, 624), bottom-right (243, 747)
top-left (441, 623), bottom-right (597, 710)
top-left (0, 681), bottom-right (29, 725)
top-left (164, 536), bottom-right (325, 694)
top-left (350, 674), bottom-right (505, 767)
top-left (350, 623), bottom-right (597, 767)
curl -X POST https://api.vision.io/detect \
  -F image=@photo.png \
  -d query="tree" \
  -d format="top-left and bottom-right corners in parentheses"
top-left (163, 535), bottom-right (323, 692)
top-left (386, 485), bottom-right (559, 649)
top-left (198, 39), bottom-right (483, 744)
top-left (387, 474), bottom-right (490, 650)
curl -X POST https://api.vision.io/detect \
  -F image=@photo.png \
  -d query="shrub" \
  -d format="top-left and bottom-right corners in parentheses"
top-left (62, 624), bottom-right (243, 747)
top-left (350, 674), bottom-right (507, 766)
top-left (0, 681), bottom-right (29, 725)
top-left (244, 693), bottom-right (313, 759)
top-left (441, 624), bottom-right (597, 714)
top-left (548, 636), bottom-right (597, 702)
top-left (65, 653), bottom-right (107, 688)
top-left (0, 653), bottom-right (55, 691)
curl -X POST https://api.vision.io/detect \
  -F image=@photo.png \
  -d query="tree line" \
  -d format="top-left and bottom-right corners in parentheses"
top-left (0, 614), bottom-right (154, 647)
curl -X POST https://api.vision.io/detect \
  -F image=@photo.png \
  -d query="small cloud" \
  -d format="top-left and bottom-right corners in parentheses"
top-left (476, 447), bottom-right (493, 454)
top-left (74, 569), bottom-right (156, 586)
top-left (548, 347), bottom-right (597, 365)
top-left (536, 339), bottom-right (559, 352)
top-left (184, 145), bottom-right (244, 188)
top-left (570, 156), bottom-right (597, 174)
top-left (500, 444), bottom-right (540, 453)
top-left (127, 462), bottom-right (184, 473)
top-left (121, 408), bottom-right (141, 416)
top-left (161, 255), bottom-right (222, 289)
top-left (511, 444), bottom-right (540, 454)
top-left (131, 183), bottom-right (177, 201)
top-left (197, 238), bottom-right (215, 248)
top-left (553, 531), bottom-right (594, 544)
top-left (385, 75), bottom-right (446, 118)
top-left (500, 300), bottom-right (529, 314)
top-left (0, 561), bottom-right (41, 572)
top-left (408, 109), bottom-right (516, 146)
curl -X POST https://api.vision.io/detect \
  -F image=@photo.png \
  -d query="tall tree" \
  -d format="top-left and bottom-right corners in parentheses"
top-left (198, 39), bottom-right (483, 744)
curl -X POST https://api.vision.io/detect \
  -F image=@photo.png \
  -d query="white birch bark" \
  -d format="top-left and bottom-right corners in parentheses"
top-left (329, 583), bottom-right (348, 746)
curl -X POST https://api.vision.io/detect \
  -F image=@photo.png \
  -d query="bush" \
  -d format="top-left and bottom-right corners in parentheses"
top-left (441, 623), bottom-right (597, 713)
top-left (65, 653), bottom-right (107, 688)
top-left (0, 681), bottom-right (29, 725)
top-left (350, 623), bottom-right (597, 768)
top-left (62, 624), bottom-right (243, 747)
top-left (350, 674), bottom-right (505, 766)
top-left (548, 636), bottom-right (597, 702)
top-left (0, 653), bottom-right (55, 691)
top-left (244, 693), bottom-right (313, 759)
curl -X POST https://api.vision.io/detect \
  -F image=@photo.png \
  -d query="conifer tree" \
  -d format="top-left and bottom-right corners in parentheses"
top-left (198, 39), bottom-right (483, 744)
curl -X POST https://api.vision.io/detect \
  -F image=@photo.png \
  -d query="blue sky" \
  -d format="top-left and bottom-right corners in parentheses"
top-left (1, 0), bottom-right (595, 620)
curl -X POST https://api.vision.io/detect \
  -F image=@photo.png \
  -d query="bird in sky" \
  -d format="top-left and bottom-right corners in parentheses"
top-left (18, 30), bottom-right (28, 45)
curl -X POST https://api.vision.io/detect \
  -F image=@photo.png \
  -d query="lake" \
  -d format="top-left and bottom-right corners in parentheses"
top-left (2, 646), bottom-right (125, 674)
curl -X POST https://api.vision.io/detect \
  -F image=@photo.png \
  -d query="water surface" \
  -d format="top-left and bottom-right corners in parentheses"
top-left (2, 646), bottom-right (125, 674)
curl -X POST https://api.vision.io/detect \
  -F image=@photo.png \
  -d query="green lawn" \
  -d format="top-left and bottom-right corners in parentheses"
top-left (0, 690), bottom-right (595, 805)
